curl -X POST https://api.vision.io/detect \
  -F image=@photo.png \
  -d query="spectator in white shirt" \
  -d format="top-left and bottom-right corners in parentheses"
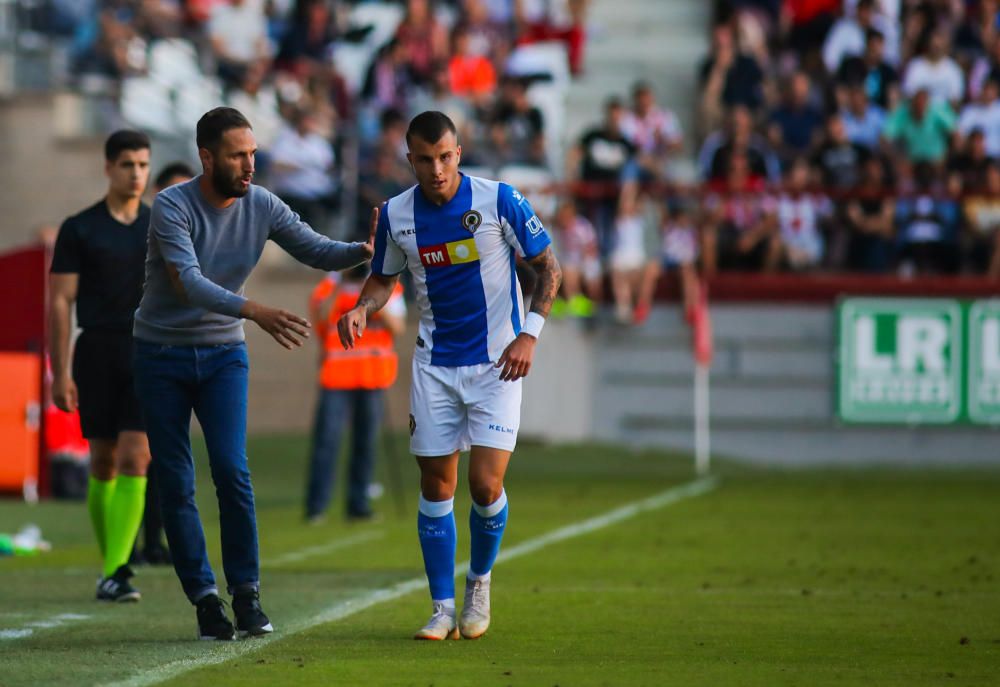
top-left (958, 78), bottom-right (1000, 159)
top-left (270, 108), bottom-right (338, 236)
top-left (902, 29), bottom-right (965, 106)
top-left (823, 0), bottom-right (899, 74)
top-left (772, 158), bottom-right (831, 271)
top-left (621, 81), bottom-right (684, 180)
top-left (210, 0), bottom-right (271, 88)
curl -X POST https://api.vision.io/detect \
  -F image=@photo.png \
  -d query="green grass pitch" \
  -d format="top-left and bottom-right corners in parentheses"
top-left (0, 434), bottom-right (998, 686)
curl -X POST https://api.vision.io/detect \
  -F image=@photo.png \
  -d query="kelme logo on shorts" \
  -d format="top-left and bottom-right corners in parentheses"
top-left (461, 210), bottom-right (483, 234)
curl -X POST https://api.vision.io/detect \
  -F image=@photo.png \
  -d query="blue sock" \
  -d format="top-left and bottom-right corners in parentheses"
top-left (468, 489), bottom-right (508, 579)
top-left (417, 495), bottom-right (457, 603)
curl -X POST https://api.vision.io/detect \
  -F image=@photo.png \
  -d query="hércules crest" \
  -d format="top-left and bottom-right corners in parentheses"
top-left (461, 210), bottom-right (483, 234)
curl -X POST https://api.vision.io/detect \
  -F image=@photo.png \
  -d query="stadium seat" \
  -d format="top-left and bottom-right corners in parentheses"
top-left (333, 1), bottom-right (404, 95)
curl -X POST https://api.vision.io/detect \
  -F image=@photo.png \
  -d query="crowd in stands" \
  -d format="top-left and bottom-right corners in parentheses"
top-left (23, 0), bottom-right (1000, 327)
top-left (692, 0), bottom-right (1000, 280)
top-left (554, 0), bottom-right (1000, 324)
top-left (30, 0), bottom-right (588, 240)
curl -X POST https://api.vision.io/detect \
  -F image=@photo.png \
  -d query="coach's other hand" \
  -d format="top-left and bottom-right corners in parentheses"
top-left (242, 300), bottom-right (311, 350)
top-left (52, 374), bottom-right (79, 412)
top-left (496, 333), bottom-right (537, 382)
top-left (337, 305), bottom-right (368, 350)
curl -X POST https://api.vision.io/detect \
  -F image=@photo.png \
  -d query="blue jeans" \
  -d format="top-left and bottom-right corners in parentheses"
top-left (132, 339), bottom-right (258, 603)
top-left (305, 388), bottom-right (383, 518)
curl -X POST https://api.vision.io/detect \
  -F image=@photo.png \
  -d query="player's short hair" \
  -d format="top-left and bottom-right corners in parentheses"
top-left (104, 130), bottom-right (150, 162)
top-left (406, 111), bottom-right (458, 147)
top-left (154, 162), bottom-right (195, 188)
top-left (196, 107), bottom-right (252, 152)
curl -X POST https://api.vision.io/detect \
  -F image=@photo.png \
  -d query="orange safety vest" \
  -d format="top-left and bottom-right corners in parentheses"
top-left (312, 279), bottom-right (403, 390)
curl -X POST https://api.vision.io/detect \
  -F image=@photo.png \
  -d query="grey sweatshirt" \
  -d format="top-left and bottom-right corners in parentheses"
top-left (134, 177), bottom-right (367, 345)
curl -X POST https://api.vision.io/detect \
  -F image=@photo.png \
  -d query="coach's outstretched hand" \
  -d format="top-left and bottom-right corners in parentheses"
top-left (496, 333), bottom-right (537, 382)
top-left (242, 300), bottom-right (311, 350)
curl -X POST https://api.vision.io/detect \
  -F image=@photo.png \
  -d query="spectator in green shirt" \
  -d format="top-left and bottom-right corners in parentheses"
top-left (882, 89), bottom-right (956, 164)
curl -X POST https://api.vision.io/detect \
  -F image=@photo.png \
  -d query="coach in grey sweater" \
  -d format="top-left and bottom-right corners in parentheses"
top-left (132, 107), bottom-right (372, 641)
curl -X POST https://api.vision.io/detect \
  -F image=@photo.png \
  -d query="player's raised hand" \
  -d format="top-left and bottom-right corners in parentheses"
top-left (337, 305), bottom-right (368, 349)
top-left (358, 206), bottom-right (379, 260)
top-left (243, 301), bottom-right (311, 350)
top-left (496, 333), bottom-right (537, 382)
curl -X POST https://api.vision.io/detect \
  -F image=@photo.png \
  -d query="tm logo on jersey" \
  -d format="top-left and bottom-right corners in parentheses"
top-left (419, 238), bottom-right (480, 268)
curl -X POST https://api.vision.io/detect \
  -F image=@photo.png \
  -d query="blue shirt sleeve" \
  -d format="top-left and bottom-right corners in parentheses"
top-left (498, 183), bottom-right (551, 260)
top-left (371, 201), bottom-right (407, 276)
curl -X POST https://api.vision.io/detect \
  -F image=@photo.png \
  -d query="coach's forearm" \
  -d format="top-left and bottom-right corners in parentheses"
top-left (527, 247), bottom-right (562, 318)
top-left (356, 274), bottom-right (398, 316)
top-left (48, 296), bottom-right (72, 379)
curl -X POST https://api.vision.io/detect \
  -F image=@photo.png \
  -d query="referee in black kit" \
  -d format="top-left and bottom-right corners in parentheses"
top-left (48, 130), bottom-right (155, 601)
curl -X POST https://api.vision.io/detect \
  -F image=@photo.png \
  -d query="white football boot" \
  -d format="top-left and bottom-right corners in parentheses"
top-left (413, 601), bottom-right (459, 640)
top-left (459, 576), bottom-right (491, 639)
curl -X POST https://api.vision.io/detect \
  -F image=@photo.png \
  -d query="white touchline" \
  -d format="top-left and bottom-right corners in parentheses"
top-left (261, 530), bottom-right (385, 567)
top-left (0, 613), bottom-right (92, 641)
top-left (102, 476), bottom-right (719, 687)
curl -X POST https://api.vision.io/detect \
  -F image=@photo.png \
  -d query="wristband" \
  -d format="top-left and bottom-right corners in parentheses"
top-left (522, 312), bottom-right (545, 339)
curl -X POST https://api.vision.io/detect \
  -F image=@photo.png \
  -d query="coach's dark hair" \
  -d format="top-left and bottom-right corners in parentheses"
top-left (104, 130), bottom-right (150, 162)
top-left (196, 107), bottom-right (252, 151)
top-left (154, 161), bottom-right (196, 188)
top-left (406, 111), bottom-right (457, 146)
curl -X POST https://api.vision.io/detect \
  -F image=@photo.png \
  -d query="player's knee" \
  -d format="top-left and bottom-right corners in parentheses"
top-left (469, 480), bottom-right (503, 507)
top-left (89, 447), bottom-right (117, 480)
top-left (420, 477), bottom-right (456, 501)
top-left (117, 449), bottom-right (151, 477)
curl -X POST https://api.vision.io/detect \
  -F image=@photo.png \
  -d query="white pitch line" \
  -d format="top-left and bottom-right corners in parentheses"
top-left (0, 613), bottom-right (92, 641)
top-left (102, 475), bottom-right (719, 687)
top-left (261, 530), bottom-right (384, 567)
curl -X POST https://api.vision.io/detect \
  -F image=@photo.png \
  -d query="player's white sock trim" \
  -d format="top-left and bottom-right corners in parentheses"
top-left (472, 489), bottom-right (507, 518)
top-left (419, 494), bottom-right (454, 518)
top-left (467, 570), bottom-right (491, 582)
top-left (432, 598), bottom-right (456, 613)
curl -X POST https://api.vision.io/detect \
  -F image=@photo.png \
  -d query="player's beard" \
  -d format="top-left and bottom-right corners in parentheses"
top-left (211, 164), bottom-right (250, 199)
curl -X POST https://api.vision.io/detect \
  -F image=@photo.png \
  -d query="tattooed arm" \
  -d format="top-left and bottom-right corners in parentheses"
top-left (526, 246), bottom-right (562, 317)
top-left (337, 273), bottom-right (399, 349)
top-left (496, 246), bottom-right (562, 382)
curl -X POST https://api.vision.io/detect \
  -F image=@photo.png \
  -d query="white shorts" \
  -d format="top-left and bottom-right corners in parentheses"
top-left (409, 358), bottom-right (522, 456)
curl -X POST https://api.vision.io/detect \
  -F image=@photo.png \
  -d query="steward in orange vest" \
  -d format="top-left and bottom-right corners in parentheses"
top-left (305, 265), bottom-right (406, 521)
top-left (313, 273), bottom-right (405, 391)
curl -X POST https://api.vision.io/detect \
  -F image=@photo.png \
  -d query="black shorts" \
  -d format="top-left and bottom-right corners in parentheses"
top-left (72, 329), bottom-right (144, 439)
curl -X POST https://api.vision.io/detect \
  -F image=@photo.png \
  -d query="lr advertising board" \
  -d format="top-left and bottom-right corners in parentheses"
top-left (837, 299), bottom-right (963, 424)
top-left (967, 300), bottom-right (1000, 425)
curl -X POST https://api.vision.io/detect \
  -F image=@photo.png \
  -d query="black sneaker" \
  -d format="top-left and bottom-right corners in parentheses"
top-left (96, 565), bottom-right (141, 602)
top-left (232, 589), bottom-right (274, 638)
top-left (196, 594), bottom-right (236, 641)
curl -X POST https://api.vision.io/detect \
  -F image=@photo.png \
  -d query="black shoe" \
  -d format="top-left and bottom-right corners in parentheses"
top-left (232, 588), bottom-right (274, 638)
top-left (196, 594), bottom-right (236, 641)
top-left (143, 544), bottom-right (173, 566)
top-left (96, 565), bottom-right (141, 602)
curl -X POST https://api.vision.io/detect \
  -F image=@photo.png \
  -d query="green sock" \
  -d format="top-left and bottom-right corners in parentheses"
top-left (103, 475), bottom-right (147, 578)
top-left (87, 476), bottom-right (116, 559)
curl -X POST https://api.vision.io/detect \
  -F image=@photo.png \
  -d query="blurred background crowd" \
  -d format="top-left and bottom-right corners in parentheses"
top-left (8, 0), bottom-right (1000, 326)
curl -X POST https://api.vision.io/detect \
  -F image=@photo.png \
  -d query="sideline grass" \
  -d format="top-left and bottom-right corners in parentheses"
top-left (0, 435), bottom-right (998, 686)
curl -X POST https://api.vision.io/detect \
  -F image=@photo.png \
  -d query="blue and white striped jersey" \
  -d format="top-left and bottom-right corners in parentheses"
top-left (371, 174), bottom-right (551, 367)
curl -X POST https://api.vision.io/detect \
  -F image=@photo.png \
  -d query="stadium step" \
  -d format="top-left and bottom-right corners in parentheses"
top-left (565, 0), bottom-right (711, 149)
